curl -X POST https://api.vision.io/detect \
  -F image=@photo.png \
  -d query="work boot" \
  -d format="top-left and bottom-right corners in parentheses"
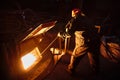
top-left (66, 65), bottom-right (76, 75)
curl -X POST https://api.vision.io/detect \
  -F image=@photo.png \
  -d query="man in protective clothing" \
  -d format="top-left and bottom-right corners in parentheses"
top-left (66, 8), bottom-right (100, 75)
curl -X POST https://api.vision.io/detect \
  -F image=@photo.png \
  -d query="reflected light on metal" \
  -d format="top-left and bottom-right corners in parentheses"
top-left (21, 53), bottom-right (36, 70)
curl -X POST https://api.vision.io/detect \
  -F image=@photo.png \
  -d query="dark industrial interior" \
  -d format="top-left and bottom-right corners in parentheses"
top-left (0, 0), bottom-right (120, 80)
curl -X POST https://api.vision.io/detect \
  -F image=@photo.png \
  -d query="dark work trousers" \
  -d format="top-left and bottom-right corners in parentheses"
top-left (68, 31), bottom-right (100, 74)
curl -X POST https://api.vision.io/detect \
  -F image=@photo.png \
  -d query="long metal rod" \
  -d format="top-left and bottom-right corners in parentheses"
top-left (41, 36), bottom-right (58, 55)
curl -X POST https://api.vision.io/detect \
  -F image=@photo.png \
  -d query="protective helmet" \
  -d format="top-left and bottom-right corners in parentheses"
top-left (72, 8), bottom-right (85, 17)
top-left (72, 8), bottom-right (81, 14)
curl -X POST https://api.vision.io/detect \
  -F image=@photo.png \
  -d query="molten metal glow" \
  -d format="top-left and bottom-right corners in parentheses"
top-left (21, 53), bottom-right (36, 70)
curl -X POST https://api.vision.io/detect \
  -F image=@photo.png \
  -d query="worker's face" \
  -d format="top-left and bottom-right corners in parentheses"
top-left (72, 10), bottom-right (76, 18)
top-left (72, 10), bottom-right (78, 18)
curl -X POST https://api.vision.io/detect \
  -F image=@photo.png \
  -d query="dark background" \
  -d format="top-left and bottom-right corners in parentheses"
top-left (0, 0), bottom-right (119, 15)
top-left (1, 0), bottom-right (119, 24)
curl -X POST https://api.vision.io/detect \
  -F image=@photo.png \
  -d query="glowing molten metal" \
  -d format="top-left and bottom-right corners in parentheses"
top-left (21, 53), bottom-right (36, 70)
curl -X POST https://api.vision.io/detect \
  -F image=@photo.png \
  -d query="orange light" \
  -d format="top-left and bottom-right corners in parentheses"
top-left (21, 53), bottom-right (36, 70)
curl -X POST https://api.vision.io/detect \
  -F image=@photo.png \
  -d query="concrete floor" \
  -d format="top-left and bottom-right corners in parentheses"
top-left (35, 51), bottom-right (120, 80)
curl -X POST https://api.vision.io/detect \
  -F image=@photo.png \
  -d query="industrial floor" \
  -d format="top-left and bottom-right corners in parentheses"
top-left (36, 51), bottom-right (120, 80)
